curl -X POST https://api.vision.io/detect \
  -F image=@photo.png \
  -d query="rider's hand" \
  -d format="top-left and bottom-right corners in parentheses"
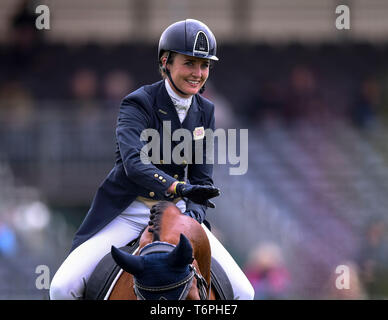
top-left (174, 182), bottom-right (220, 208)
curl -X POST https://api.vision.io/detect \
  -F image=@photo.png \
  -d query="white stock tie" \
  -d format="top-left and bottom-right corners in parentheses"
top-left (165, 79), bottom-right (192, 123)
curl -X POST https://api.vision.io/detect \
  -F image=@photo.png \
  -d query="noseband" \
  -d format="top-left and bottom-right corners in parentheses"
top-left (133, 242), bottom-right (209, 300)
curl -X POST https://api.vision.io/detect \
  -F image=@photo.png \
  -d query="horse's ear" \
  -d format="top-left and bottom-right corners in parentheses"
top-left (168, 234), bottom-right (194, 268)
top-left (111, 246), bottom-right (145, 276)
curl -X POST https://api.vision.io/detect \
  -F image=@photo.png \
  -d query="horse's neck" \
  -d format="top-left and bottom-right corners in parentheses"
top-left (139, 209), bottom-right (212, 284)
top-left (162, 211), bottom-right (212, 284)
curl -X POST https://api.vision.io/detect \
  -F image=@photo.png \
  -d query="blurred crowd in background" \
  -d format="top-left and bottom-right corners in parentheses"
top-left (1, 0), bottom-right (388, 299)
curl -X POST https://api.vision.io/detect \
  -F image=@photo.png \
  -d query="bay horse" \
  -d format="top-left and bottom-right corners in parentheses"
top-left (107, 201), bottom-right (217, 300)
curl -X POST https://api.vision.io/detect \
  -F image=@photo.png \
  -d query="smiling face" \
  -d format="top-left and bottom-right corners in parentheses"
top-left (162, 53), bottom-right (210, 98)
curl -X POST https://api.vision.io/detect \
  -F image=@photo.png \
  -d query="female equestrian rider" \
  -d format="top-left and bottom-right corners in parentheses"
top-left (50, 19), bottom-right (254, 300)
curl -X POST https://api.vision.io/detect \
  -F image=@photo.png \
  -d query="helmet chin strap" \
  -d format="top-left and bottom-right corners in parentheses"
top-left (165, 67), bottom-right (190, 97)
top-left (163, 52), bottom-right (206, 96)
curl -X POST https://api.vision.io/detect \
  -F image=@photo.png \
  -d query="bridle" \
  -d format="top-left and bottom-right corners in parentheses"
top-left (132, 242), bottom-right (209, 300)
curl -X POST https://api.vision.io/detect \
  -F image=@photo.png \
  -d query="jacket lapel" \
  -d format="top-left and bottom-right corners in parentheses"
top-left (182, 95), bottom-right (202, 134)
top-left (153, 81), bottom-right (203, 149)
top-left (155, 81), bottom-right (182, 133)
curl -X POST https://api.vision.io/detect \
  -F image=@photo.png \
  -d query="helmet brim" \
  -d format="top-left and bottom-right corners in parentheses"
top-left (169, 50), bottom-right (219, 61)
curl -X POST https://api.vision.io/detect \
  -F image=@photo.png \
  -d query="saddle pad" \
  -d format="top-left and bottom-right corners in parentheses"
top-left (210, 258), bottom-right (234, 300)
top-left (84, 238), bottom-right (140, 300)
top-left (84, 241), bottom-right (234, 300)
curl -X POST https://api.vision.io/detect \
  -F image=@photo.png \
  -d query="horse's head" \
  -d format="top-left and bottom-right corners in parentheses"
top-left (111, 233), bottom-right (209, 300)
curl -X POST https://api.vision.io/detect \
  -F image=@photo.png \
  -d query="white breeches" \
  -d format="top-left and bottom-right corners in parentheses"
top-left (49, 203), bottom-right (254, 300)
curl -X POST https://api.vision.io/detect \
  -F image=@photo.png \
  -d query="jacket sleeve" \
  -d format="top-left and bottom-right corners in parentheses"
top-left (116, 95), bottom-right (176, 197)
top-left (185, 102), bottom-right (216, 218)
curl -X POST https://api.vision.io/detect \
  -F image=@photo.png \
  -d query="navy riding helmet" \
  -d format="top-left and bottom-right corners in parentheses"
top-left (158, 19), bottom-right (219, 95)
top-left (158, 18), bottom-right (219, 62)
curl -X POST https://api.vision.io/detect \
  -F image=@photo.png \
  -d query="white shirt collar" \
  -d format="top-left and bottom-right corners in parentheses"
top-left (165, 79), bottom-right (192, 111)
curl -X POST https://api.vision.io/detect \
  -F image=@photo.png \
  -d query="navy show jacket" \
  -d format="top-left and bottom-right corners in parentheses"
top-left (70, 80), bottom-right (215, 252)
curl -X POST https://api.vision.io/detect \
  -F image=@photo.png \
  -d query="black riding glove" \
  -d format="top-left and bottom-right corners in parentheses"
top-left (175, 182), bottom-right (220, 208)
top-left (183, 210), bottom-right (205, 224)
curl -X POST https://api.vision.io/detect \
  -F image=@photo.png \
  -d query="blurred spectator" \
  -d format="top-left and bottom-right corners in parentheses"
top-left (350, 76), bottom-right (380, 129)
top-left (0, 222), bottom-right (18, 257)
top-left (244, 242), bottom-right (291, 299)
top-left (356, 218), bottom-right (388, 299)
top-left (202, 81), bottom-right (235, 129)
top-left (245, 80), bottom-right (284, 126)
top-left (102, 70), bottom-right (134, 111)
top-left (10, 0), bottom-right (44, 49)
top-left (70, 68), bottom-right (99, 102)
top-left (0, 80), bottom-right (34, 129)
top-left (69, 68), bottom-right (101, 120)
top-left (378, 69), bottom-right (388, 124)
top-left (69, 68), bottom-right (105, 158)
top-left (283, 65), bottom-right (329, 125)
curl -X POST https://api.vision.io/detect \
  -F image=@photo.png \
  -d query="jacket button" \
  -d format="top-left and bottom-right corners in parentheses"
top-left (159, 176), bottom-right (163, 180)
top-left (154, 174), bottom-right (159, 178)
top-left (162, 179), bottom-right (166, 183)
top-left (149, 192), bottom-right (155, 197)
top-left (174, 174), bottom-right (179, 179)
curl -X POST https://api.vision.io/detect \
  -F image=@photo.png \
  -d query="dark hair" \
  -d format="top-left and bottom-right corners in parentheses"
top-left (158, 51), bottom-right (177, 78)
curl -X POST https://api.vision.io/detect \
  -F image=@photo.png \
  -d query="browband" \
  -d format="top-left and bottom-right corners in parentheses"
top-left (138, 241), bottom-right (176, 256)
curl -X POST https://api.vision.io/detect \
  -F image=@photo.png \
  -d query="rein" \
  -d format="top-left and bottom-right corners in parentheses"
top-left (133, 241), bottom-right (209, 300)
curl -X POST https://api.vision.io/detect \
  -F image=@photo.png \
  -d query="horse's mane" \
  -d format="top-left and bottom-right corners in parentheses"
top-left (148, 201), bottom-right (174, 242)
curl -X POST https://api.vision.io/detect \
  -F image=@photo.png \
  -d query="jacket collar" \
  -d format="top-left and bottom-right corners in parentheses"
top-left (154, 80), bottom-right (201, 135)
